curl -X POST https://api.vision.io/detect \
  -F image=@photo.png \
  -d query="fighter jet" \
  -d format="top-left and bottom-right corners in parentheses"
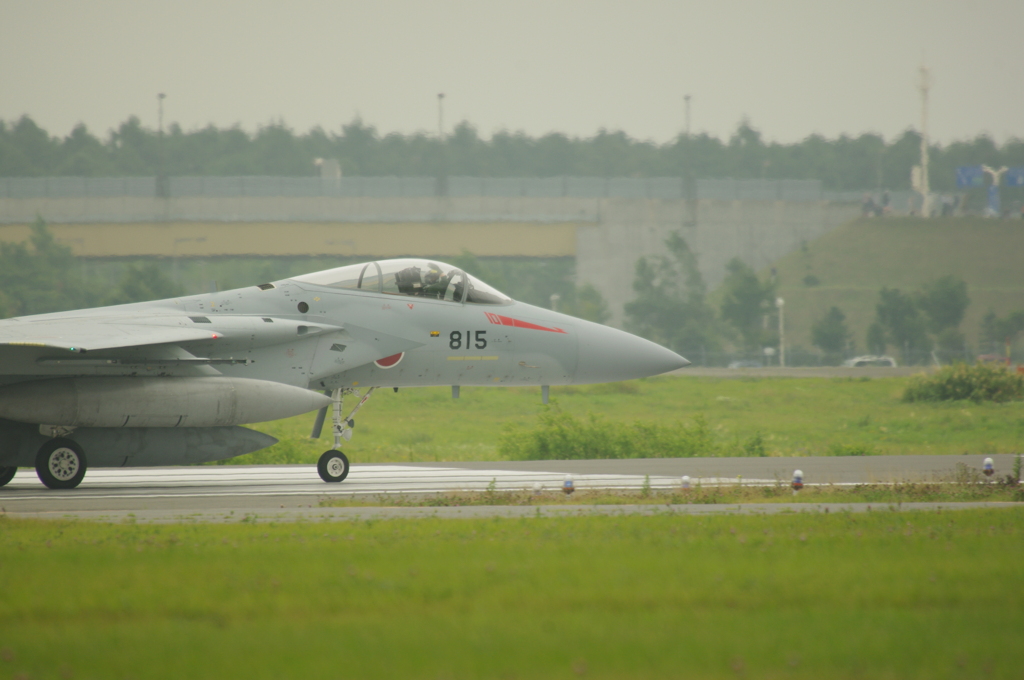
top-left (0, 258), bottom-right (689, 489)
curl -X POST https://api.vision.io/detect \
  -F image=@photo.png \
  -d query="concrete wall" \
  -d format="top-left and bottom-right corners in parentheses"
top-left (0, 193), bottom-right (859, 327)
top-left (0, 221), bottom-right (580, 258)
top-left (577, 199), bottom-right (860, 326)
top-left (0, 195), bottom-right (600, 224)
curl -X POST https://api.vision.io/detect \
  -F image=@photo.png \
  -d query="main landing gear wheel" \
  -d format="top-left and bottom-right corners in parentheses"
top-left (317, 450), bottom-right (350, 483)
top-left (0, 466), bottom-right (16, 487)
top-left (35, 438), bottom-right (87, 490)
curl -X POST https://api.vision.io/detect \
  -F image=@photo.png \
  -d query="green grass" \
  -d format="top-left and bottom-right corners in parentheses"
top-left (320, 479), bottom-right (1024, 507)
top-left (770, 217), bottom-right (1024, 353)
top-left (234, 375), bottom-right (1024, 464)
top-left (2, 509), bottom-right (1022, 679)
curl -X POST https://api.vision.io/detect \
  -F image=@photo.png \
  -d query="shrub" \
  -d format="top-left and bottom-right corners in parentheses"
top-left (826, 442), bottom-right (876, 456)
top-left (902, 363), bottom-right (1024, 403)
top-left (498, 407), bottom-right (717, 460)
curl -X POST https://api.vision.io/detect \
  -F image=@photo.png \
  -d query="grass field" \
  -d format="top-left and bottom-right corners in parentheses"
top-left (234, 375), bottom-right (1024, 465)
top-left (2, 509), bottom-right (1022, 679)
top-left (771, 217), bottom-right (1024, 354)
top-left (320, 480), bottom-right (1024, 507)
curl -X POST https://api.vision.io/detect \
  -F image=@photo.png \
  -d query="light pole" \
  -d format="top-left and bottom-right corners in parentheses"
top-left (157, 93), bottom-right (167, 198)
top-left (776, 297), bottom-right (785, 367)
top-left (436, 93), bottom-right (447, 197)
top-left (683, 94), bottom-right (691, 137)
top-left (437, 92), bottom-right (445, 140)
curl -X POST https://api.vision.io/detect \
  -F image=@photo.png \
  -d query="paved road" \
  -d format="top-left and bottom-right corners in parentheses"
top-left (1, 453), bottom-right (1017, 522)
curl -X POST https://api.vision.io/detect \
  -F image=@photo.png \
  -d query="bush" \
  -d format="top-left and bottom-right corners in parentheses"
top-left (498, 407), bottom-right (717, 460)
top-left (902, 363), bottom-right (1024, 403)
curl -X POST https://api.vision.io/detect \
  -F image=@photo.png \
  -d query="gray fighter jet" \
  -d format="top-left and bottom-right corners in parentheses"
top-left (0, 258), bottom-right (688, 489)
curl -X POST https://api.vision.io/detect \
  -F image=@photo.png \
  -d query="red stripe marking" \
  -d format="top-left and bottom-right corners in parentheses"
top-left (485, 313), bottom-right (566, 334)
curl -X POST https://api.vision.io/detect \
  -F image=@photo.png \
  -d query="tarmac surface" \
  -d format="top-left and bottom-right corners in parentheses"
top-left (1, 453), bottom-right (1017, 523)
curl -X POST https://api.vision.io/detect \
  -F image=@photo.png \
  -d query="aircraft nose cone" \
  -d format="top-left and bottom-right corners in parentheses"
top-left (576, 322), bottom-right (689, 384)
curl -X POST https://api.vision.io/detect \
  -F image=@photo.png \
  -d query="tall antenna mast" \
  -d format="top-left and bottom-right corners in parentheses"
top-left (918, 65), bottom-right (930, 217)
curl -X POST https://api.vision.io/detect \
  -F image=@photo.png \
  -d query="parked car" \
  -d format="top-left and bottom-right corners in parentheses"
top-left (842, 355), bottom-right (897, 367)
top-left (727, 360), bottom-right (763, 369)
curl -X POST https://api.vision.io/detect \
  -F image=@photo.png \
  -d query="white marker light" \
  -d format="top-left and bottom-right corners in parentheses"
top-left (792, 469), bottom-right (804, 491)
top-left (562, 474), bottom-right (575, 495)
top-left (681, 475), bottom-right (691, 490)
top-left (983, 457), bottom-right (994, 477)
top-left (532, 482), bottom-right (542, 494)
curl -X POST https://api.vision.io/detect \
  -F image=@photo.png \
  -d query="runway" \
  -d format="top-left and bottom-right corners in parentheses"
top-left (1, 453), bottom-right (1017, 522)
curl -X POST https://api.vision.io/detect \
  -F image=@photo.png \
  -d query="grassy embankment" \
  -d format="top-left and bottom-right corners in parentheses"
top-left (771, 217), bottom-right (1024, 353)
top-left (237, 375), bottom-right (1024, 465)
top-left (2, 509), bottom-right (1022, 679)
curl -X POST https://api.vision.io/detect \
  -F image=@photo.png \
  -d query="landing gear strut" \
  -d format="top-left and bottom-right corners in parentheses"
top-left (35, 438), bottom-right (87, 489)
top-left (315, 387), bottom-right (376, 483)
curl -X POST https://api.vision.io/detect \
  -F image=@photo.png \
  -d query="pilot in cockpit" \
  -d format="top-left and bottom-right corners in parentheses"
top-left (421, 263), bottom-right (452, 299)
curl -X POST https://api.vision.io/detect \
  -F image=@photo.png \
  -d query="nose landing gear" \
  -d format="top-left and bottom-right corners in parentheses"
top-left (317, 449), bottom-right (350, 483)
top-left (315, 387), bottom-right (376, 483)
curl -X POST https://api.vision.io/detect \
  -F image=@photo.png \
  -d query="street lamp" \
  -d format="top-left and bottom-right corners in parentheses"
top-left (683, 94), bottom-right (691, 137)
top-left (157, 93), bottom-right (167, 198)
top-left (437, 92), bottom-right (445, 140)
top-left (775, 297), bottom-right (785, 367)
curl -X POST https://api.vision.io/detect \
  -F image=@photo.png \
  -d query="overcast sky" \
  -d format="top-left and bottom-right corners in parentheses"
top-left (2, 0), bottom-right (1022, 146)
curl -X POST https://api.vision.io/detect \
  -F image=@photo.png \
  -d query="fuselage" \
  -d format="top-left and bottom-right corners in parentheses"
top-left (0, 258), bottom-right (689, 392)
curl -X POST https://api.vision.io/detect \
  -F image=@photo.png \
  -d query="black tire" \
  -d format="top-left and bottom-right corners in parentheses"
top-left (0, 466), bottom-right (17, 487)
top-left (35, 438), bottom-right (87, 490)
top-left (317, 450), bottom-right (350, 483)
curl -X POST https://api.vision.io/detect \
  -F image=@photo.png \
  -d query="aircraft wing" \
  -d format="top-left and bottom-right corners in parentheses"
top-left (0, 315), bottom-right (219, 354)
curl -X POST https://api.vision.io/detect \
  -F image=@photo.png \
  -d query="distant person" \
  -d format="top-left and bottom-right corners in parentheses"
top-left (862, 193), bottom-right (877, 218)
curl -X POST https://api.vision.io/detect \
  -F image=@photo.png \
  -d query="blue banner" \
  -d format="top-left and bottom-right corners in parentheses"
top-left (955, 165), bottom-right (985, 188)
top-left (1005, 167), bottom-right (1024, 187)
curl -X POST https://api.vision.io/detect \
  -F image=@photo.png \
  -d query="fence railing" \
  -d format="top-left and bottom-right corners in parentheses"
top-left (0, 175), bottom-right (882, 202)
top-left (677, 347), bottom-right (997, 368)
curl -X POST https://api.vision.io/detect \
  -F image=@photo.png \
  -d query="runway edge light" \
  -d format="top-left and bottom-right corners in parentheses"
top-left (983, 457), bottom-right (994, 477)
top-left (792, 469), bottom-right (804, 494)
top-left (562, 474), bottom-right (575, 495)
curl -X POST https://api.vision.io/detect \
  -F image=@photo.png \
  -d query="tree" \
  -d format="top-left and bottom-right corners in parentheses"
top-left (874, 287), bottom-right (929, 361)
top-left (866, 322), bottom-right (887, 355)
top-left (980, 310), bottom-right (1024, 349)
top-left (718, 257), bottom-right (775, 349)
top-left (0, 217), bottom-right (102, 317)
top-left (564, 283), bottom-right (610, 324)
top-left (105, 263), bottom-right (184, 306)
top-left (916, 275), bottom-right (969, 334)
top-left (3, 114), bottom-right (1024, 191)
top-left (624, 232), bottom-right (719, 353)
top-left (811, 306), bottom-right (852, 355)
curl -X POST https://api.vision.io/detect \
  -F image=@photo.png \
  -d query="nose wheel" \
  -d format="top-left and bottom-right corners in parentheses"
top-left (317, 450), bottom-right (350, 483)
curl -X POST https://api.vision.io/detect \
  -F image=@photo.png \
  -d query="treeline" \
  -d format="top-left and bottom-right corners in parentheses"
top-left (0, 218), bottom-right (182, 318)
top-left (622, 232), bottom-right (1024, 364)
top-left (3, 115), bottom-right (1023, 192)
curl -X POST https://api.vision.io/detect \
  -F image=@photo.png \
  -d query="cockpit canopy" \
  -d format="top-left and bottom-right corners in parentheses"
top-left (291, 258), bottom-right (512, 305)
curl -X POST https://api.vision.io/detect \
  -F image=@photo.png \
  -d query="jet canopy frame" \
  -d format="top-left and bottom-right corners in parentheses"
top-left (291, 258), bottom-right (512, 305)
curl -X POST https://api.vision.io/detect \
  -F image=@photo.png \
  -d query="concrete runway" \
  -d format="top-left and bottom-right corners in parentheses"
top-left (1, 453), bottom-right (1017, 522)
